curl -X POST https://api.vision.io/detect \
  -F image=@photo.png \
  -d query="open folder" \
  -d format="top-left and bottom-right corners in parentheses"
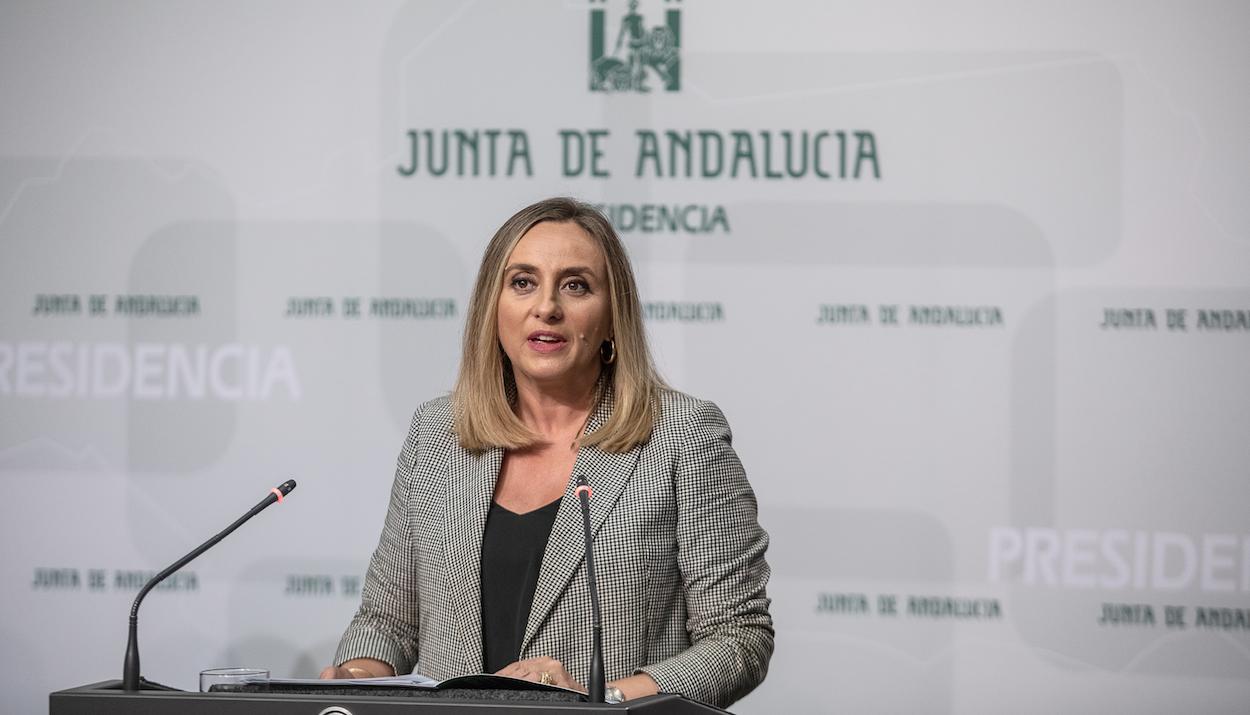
top-left (251, 672), bottom-right (582, 695)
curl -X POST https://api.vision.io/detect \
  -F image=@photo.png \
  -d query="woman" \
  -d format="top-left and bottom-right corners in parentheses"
top-left (321, 198), bottom-right (772, 707)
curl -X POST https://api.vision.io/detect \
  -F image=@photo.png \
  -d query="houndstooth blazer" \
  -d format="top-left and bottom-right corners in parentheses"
top-left (334, 388), bottom-right (773, 708)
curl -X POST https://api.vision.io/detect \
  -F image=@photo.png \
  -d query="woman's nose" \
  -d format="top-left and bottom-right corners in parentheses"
top-left (534, 289), bottom-right (562, 321)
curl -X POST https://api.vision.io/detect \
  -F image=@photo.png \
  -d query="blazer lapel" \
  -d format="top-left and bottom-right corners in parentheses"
top-left (520, 393), bottom-right (642, 655)
top-left (442, 443), bottom-right (501, 674)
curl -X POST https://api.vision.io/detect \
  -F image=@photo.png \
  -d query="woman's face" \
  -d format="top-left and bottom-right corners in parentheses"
top-left (497, 221), bottom-right (612, 392)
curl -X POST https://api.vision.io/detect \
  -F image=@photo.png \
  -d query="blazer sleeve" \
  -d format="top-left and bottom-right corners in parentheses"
top-left (333, 404), bottom-right (426, 674)
top-left (638, 400), bottom-right (774, 707)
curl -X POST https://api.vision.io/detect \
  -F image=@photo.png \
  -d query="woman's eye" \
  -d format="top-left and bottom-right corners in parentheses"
top-left (511, 276), bottom-right (533, 290)
top-left (564, 279), bottom-right (588, 293)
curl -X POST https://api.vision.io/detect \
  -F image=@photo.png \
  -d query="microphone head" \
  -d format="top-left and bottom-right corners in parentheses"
top-left (574, 475), bottom-right (591, 499)
top-left (277, 479), bottom-right (297, 496)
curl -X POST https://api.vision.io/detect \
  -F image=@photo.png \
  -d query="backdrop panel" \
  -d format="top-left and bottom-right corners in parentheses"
top-left (1, 1), bottom-right (1248, 713)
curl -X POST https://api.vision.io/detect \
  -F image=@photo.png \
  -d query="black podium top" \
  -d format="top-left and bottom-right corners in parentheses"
top-left (51, 680), bottom-right (730, 715)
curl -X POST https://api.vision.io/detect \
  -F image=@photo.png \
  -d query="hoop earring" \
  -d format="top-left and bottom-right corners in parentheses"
top-left (600, 338), bottom-right (617, 365)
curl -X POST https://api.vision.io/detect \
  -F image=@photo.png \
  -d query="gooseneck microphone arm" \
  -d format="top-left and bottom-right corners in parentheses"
top-left (575, 475), bottom-right (606, 704)
top-left (122, 479), bottom-right (297, 692)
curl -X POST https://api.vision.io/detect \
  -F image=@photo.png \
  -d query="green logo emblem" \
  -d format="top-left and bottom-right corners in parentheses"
top-left (589, 0), bottom-right (681, 93)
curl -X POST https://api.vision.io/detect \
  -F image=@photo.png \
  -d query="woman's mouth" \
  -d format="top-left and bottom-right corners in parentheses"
top-left (527, 331), bottom-right (567, 353)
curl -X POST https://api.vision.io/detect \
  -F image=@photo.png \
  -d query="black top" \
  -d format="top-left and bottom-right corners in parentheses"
top-left (480, 497), bottom-right (562, 674)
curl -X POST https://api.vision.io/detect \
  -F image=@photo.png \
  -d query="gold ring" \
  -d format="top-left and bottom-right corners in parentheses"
top-left (539, 671), bottom-right (553, 685)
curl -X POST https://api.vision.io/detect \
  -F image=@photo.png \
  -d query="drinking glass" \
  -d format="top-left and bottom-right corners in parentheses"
top-left (199, 667), bottom-right (269, 692)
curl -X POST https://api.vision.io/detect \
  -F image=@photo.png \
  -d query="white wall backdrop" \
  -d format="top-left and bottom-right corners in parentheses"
top-left (2, 1), bottom-right (1248, 713)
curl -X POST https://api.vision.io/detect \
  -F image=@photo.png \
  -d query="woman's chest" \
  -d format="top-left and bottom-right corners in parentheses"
top-left (493, 447), bottom-right (577, 513)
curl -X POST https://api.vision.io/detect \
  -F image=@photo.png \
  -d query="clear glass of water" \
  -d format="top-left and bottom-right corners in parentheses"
top-left (199, 667), bottom-right (269, 692)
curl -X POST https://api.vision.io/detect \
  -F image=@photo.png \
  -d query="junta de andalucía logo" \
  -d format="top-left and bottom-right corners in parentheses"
top-left (589, 0), bottom-right (681, 92)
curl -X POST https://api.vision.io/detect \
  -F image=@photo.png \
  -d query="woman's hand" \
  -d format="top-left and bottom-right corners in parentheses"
top-left (319, 665), bottom-right (355, 679)
top-left (495, 656), bottom-right (584, 692)
top-left (319, 657), bottom-right (395, 680)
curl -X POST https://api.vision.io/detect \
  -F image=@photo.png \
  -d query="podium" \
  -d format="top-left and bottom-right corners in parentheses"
top-left (51, 680), bottom-right (730, 715)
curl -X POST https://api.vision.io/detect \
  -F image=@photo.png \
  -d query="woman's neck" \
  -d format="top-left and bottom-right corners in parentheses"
top-left (512, 372), bottom-right (600, 443)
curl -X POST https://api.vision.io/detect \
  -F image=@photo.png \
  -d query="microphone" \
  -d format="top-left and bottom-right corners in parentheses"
top-left (122, 479), bottom-right (297, 692)
top-left (574, 475), bottom-right (605, 703)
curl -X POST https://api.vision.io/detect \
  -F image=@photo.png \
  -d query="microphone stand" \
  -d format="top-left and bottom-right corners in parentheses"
top-left (575, 475), bottom-right (606, 703)
top-left (123, 479), bottom-right (296, 692)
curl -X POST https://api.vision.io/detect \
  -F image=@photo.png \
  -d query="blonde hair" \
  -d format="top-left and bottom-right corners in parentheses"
top-left (453, 197), bottom-right (662, 453)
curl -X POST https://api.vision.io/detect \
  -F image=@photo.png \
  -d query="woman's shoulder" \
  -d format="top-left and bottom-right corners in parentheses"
top-left (417, 393), bottom-right (454, 416)
top-left (643, 387), bottom-right (737, 456)
top-left (407, 393), bottom-right (456, 438)
top-left (653, 387), bottom-right (729, 430)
